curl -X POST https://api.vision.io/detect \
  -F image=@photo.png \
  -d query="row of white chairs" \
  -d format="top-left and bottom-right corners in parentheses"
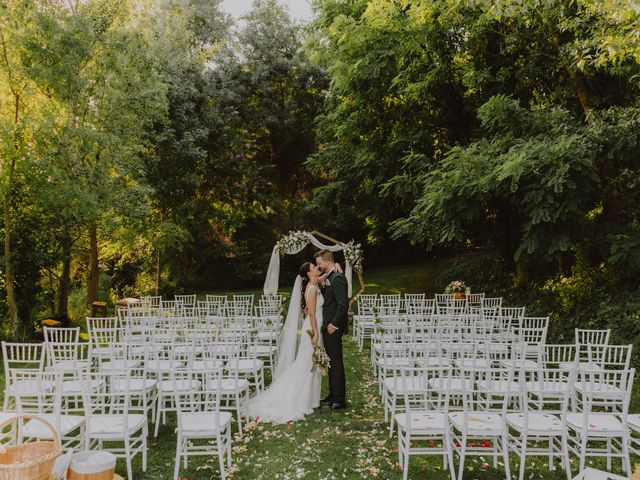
top-left (0, 365), bottom-right (232, 480)
top-left (1, 315), bottom-right (283, 479)
top-left (360, 296), bottom-right (635, 479)
top-left (392, 363), bottom-right (636, 480)
top-left (121, 298), bottom-right (283, 323)
top-left (136, 294), bottom-right (282, 310)
top-left (352, 293), bottom-right (509, 349)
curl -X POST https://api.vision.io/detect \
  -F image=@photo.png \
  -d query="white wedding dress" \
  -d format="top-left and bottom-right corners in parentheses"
top-left (243, 285), bottom-right (323, 423)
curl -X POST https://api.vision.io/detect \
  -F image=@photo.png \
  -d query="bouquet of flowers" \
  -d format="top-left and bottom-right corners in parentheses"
top-left (343, 240), bottom-right (364, 272)
top-left (307, 330), bottom-right (331, 375)
top-left (444, 280), bottom-right (466, 294)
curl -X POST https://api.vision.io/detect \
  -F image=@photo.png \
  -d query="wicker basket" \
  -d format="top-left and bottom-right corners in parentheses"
top-left (0, 414), bottom-right (61, 480)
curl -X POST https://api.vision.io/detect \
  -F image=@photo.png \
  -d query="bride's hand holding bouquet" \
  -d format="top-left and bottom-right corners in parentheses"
top-left (306, 330), bottom-right (330, 375)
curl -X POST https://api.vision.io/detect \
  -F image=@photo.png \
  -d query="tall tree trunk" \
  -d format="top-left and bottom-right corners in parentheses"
top-left (4, 195), bottom-right (18, 335)
top-left (565, 64), bottom-right (592, 123)
top-left (86, 221), bottom-right (99, 306)
top-left (155, 249), bottom-right (161, 296)
top-left (3, 93), bottom-right (20, 336)
top-left (58, 234), bottom-right (72, 317)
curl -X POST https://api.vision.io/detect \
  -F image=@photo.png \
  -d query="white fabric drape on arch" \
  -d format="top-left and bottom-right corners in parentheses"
top-left (263, 232), bottom-right (353, 297)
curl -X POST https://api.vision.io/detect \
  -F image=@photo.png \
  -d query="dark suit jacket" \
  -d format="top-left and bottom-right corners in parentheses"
top-left (322, 270), bottom-right (348, 335)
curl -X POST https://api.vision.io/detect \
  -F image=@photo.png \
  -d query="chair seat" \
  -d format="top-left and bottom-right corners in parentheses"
top-left (525, 380), bottom-right (568, 396)
top-left (89, 414), bottom-right (146, 436)
top-left (256, 332), bottom-right (277, 341)
top-left (486, 343), bottom-right (509, 354)
top-left (62, 379), bottom-right (104, 394)
top-left (191, 359), bottom-right (224, 371)
top-left (449, 412), bottom-right (503, 435)
top-left (8, 379), bottom-right (55, 394)
top-left (373, 343), bottom-right (406, 354)
top-left (566, 413), bottom-right (624, 435)
top-left (99, 360), bottom-right (140, 371)
top-left (574, 382), bottom-right (622, 395)
top-left (428, 377), bottom-right (472, 393)
top-left (559, 362), bottom-right (603, 371)
top-left (179, 411), bottom-right (232, 437)
top-left (227, 359), bottom-right (264, 372)
top-left (92, 346), bottom-right (111, 357)
top-left (384, 377), bottom-right (425, 394)
top-left (174, 345), bottom-right (204, 355)
top-left (477, 379), bottom-right (520, 393)
top-left (628, 414), bottom-right (640, 432)
top-left (395, 411), bottom-right (446, 433)
top-left (415, 357), bottom-right (451, 367)
top-left (506, 413), bottom-right (563, 435)
top-left (47, 360), bottom-right (90, 372)
top-left (24, 414), bottom-right (84, 437)
top-left (114, 378), bottom-right (157, 392)
top-left (454, 358), bottom-right (493, 369)
top-left (377, 357), bottom-right (413, 369)
top-left (500, 359), bottom-right (539, 370)
top-left (159, 379), bottom-right (201, 392)
top-left (146, 360), bottom-right (182, 372)
top-left (254, 346), bottom-right (277, 355)
top-left (217, 378), bottom-right (250, 392)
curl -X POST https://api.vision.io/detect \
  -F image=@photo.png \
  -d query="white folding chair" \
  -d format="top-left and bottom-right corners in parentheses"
top-left (216, 342), bottom-right (250, 433)
top-left (394, 364), bottom-right (455, 480)
top-left (175, 294), bottom-right (196, 307)
top-left (151, 343), bottom-right (195, 438)
top-left (566, 368), bottom-right (634, 475)
top-left (43, 327), bottom-right (90, 374)
top-left (83, 370), bottom-right (148, 480)
top-left (11, 370), bottom-right (85, 450)
top-left (354, 294), bottom-right (378, 349)
top-left (448, 366), bottom-right (515, 480)
top-left (2, 342), bottom-right (45, 410)
top-left (508, 367), bottom-right (573, 480)
top-left (466, 292), bottom-right (485, 308)
top-left (482, 297), bottom-right (503, 309)
top-left (86, 317), bottom-right (120, 361)
top-left (172, 371), bottom-right (232, 480)
top-left (575, 329), bottom-right (610, 348)
top-left (140, 295), bottom-right (162, 308)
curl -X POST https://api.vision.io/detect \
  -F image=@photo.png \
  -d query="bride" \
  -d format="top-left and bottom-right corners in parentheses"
top-left (243, 261), bottom-right (325, 423)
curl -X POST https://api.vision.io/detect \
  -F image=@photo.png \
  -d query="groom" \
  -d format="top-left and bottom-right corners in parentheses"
top-left (315, 249), bottom-right (348, 410)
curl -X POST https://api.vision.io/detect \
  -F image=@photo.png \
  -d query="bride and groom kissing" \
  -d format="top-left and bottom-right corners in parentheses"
top-left (244, 250), bottom-right (348, 423)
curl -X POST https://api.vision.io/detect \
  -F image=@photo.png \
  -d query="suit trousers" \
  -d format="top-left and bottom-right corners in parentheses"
top-left (323, 331), bottom-right (346, 403)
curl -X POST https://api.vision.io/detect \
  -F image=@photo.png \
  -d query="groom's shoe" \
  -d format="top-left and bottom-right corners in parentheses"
top-left (330, 402), bottom-right (346, 410)
top-left (320, 398), bottom-right (333, 408)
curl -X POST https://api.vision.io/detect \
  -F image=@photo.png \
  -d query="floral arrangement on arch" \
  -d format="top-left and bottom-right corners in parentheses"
top-left (276, 230), bottom-right (310, 255)
top-left (444, 280), bottom-right (466, 294)
top-left (343, 241), bottom-right (363, 272)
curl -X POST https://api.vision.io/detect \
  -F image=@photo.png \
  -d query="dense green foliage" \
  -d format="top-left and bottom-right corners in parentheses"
top-left (0, 0), bottom-right (639, 337)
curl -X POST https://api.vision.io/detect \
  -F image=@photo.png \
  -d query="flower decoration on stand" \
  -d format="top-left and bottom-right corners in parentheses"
top-left (343, 241), bottom-right (363, 272)
top-left (444, 280), bottom-right (466, 294)
top-left (276, 230), bottom-right (310, 255)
